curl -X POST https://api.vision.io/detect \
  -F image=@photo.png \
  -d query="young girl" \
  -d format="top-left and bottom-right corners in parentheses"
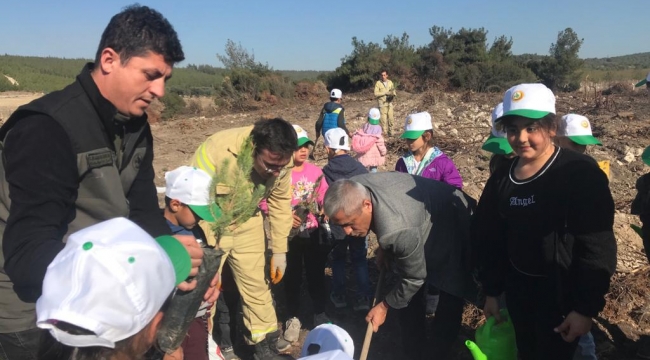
top-left (475, 84), bottom-right (616, 360)
top-left (351, 108), bottom-right (387, 173)
top-left (395, 111), bottom-right (463, 189)
top-left (281, 125), bottom-right (330, 343)
top-left (395, 111), bottom-right (464, 316)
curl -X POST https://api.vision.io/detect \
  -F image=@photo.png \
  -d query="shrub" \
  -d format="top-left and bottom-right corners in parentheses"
top-left (160, 92), bottom-right (185, 120)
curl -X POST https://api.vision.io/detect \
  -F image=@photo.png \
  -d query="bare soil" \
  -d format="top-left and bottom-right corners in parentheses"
top-left (4, 88), bottom-right (650, 359)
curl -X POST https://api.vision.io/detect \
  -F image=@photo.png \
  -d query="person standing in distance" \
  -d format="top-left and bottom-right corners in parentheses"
top-left (374, 70), bottom-right (396, 136)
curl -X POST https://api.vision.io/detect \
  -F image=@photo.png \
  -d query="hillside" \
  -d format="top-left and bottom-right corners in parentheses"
top-left (585, 52), bottom-right (650, 70)
top-left (0, 55), bottom-right (327, 94)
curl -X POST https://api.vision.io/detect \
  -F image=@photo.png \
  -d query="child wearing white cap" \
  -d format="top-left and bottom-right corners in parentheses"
top-left (36, 218), bottom-right (192, 359)
top-left (482, 103), bottom-right (516, 174)
top-left (163, 166), bottom-right (222, 360)
top-left (271, 125), bottom-right (331, 343)
top-left (299, 324), bottom-right (354, 359)
top-left (321, 128), bottom-right (371, 311)
top-left (315, 89), bottom-right (349, 146)
top-left (555, 114), bottom-right (609, 179)
top-left (351, 108), bottom-right (387, 173)
top-left (396, 111), bottom-right (463, 189)
top-left (474, 83), bottom-right (616, 360)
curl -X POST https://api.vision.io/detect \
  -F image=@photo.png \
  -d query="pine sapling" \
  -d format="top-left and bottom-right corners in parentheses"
top-left (209, 136), bottom-right (266, 241)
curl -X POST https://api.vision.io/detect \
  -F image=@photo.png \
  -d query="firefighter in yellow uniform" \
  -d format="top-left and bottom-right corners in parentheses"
top-left (374, 70), bottom-right (396, 136)
top-left (192, 119), bottom-right (296, 359)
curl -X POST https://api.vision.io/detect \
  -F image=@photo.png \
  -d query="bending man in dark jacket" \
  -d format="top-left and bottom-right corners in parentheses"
top-left (0, 6), bottom-right (212, 358)
top-left (323, 173), bottom-right (478, 360)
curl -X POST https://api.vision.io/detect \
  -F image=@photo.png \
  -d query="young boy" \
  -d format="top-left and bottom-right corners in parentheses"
top-left (164, 166), bottom-right (222, 360)
top-left (322, 128), bottom-right (370, 311)
top-left (315, 89), bottom-right (350, 143)
top-left (36, 218), bottom-right (192, 360)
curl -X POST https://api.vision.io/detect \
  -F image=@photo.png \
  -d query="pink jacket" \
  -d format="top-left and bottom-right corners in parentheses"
top-left (351, 130), bottom-right (387, 167)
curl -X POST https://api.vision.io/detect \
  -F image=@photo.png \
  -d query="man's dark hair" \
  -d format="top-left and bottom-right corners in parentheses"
top-left (94, 4), bottom-right (184, 65)
top-left (251, 118), bottom-right (297, 158)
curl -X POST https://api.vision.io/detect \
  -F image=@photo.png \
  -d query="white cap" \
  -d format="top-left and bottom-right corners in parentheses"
top-left (330, 89), bottom-right (342, 99)
top-left (497, 83), bottom-right (555, 122)
top-left (368, 108), bottom-right (381, 125)
top-left (300, 324), bottom-right (354, 358)
top-left (36, 218), bottom-right (191, 348)
top-left (401, 112), bottom-right (433, 139)
top-left (490, 103), bottom-right (505, 137)
top-left (560, 114), bottom-right (602, 145)
top-left (323, 128), bottom-right (350, 151)
top-left (293, 125), bottom-right (315, 147)
top-left (299, 350), bottom-right (354, 360)
top-left (165, 166), bottom-right (221, 222)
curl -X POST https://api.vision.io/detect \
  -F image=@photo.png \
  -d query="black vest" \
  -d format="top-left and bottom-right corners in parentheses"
top-left (0, 70), bottom-right (150, 332)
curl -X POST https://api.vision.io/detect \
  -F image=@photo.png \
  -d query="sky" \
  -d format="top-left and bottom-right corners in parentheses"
top-left (1, 0), bottom-right (648, 71)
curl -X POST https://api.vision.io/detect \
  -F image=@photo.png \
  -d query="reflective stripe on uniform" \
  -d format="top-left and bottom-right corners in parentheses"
top-left (196, 142), bottom-right (216, 176)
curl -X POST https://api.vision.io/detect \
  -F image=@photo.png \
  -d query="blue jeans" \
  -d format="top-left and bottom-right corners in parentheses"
top-left (331, 236), bottom-right (370, 298)
top-left (0, 328), bottom-right (42, 360)
top-left (573, 332), bottom-right (597, 360)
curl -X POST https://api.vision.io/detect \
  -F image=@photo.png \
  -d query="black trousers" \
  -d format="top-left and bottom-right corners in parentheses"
top-left (398, 286), bottom-right (465, 360)
top-left (505, 269), bottom-right (579, 360)
top-left (284, 229), bottom-right (330, 318)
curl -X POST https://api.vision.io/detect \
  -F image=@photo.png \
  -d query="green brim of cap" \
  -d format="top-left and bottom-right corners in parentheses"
top-left (401, 130), bottom-right (426, 139)
top-left (567, 135), bottom-right (602, 146)
top-left (155, 235), bottom-right (192, 286)
top-left (635, 79), bottom-right (648, 88)
top-left (188, 203), bottom-right (222, 222)
top-left (496, 109), bottom-right (551, 122)
top-left (481, 135), bottom-right (514, 155)
top-left (631, 223), bottom-right (644, 238)
top-left (642, 146), bottom-right (650, 166)
top-left (368, 118), bottom-right (380, 125)
top-left (297, 138), bottom-right (315, 147)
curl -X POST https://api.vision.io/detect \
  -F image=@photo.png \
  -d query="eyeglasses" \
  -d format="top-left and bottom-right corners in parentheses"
top-left (257, 154), bottom-right (286, 174)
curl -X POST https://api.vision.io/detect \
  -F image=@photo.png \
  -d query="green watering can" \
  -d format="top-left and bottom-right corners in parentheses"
top-left (465, 309), bottom-right (517, 360)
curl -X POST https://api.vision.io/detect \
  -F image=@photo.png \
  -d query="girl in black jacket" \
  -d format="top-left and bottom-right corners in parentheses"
top-left (474, 83), bottom-right (616, 360)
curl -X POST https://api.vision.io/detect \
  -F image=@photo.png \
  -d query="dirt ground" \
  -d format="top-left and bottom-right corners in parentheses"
top-left (2, 87), bottom-right (650, 359)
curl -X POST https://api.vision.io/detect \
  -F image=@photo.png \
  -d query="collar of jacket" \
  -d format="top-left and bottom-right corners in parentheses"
top-left (77, 63), bottom-right (148, 145)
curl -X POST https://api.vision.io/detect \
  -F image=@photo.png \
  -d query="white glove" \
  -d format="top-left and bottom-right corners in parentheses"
top-left (270, 252), bottom-right (287, 284)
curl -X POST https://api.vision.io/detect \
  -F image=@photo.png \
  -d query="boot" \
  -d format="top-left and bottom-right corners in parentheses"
top-left (253, 330), bottom-right (293, 360)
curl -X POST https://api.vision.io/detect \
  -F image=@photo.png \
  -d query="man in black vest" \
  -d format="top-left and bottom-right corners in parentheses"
top-left (0, 6), bottom-right (211, 359)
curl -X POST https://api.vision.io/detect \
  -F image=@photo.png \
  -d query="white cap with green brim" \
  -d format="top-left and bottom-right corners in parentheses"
top-left (368, 108), bottom-right (380, 125)
top-left (165, 166), bottom-right (221, 222)
top-left (482, 102), bottom-right (514, 155)
top-left (401, 112), bottom-right (432, 139)
top-left (560, 114), bottom-right (602, 146)
top-left (36, 218), bottom-right (192, 348)
top-left (496, 83), bottom-right (556, 122)
top-left (635, 72), bottom-right (650, 88)
top-left (293, 125), bottom-right (314, 147)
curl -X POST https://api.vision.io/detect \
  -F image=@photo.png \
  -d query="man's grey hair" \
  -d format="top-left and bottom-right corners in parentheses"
top-left (323, 179), bottom-right (371, 218)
